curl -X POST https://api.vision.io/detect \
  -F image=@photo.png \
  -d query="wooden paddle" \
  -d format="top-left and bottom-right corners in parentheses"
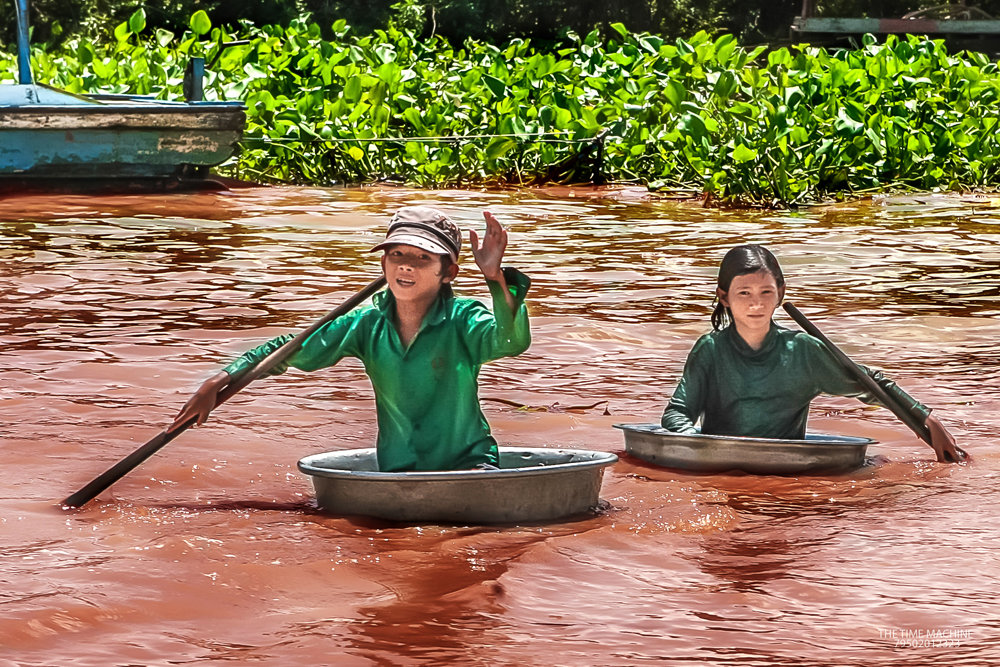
top-left (63, 276), bottom-right (387, 508)
top-left (782, 302), bottom-right (965, 462)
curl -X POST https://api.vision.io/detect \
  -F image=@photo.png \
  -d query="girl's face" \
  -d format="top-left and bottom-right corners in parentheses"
top-left (381, 244), bottom-right (457, 305)
top-left (718, 269), bottom-right (783, 338)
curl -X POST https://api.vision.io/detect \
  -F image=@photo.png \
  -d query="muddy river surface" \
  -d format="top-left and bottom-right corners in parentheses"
top-left (2, 187), bottom-right (999, 666)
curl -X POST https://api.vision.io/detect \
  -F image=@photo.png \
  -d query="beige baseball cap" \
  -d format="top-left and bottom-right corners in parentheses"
top-left (371, 206), bottom-right (461, 262)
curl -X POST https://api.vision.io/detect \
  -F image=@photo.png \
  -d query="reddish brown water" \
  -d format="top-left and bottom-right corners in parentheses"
top-left (2, 187), bottom-right (998, 666)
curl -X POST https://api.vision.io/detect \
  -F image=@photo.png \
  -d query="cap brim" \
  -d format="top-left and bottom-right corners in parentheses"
top-left (371, 233), bottom-right (456, 260)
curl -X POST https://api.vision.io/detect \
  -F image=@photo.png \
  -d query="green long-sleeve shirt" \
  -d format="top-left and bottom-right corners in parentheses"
top-left (661, 323), bottom-right (929, 439)
top-left (223, 268), bottom-right (531, 471)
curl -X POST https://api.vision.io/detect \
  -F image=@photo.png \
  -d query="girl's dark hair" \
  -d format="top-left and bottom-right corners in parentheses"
top-left (711, 244), bottom-right (785, 330)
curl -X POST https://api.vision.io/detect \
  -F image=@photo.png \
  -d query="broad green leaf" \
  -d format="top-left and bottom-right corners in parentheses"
top-left (713, 71), bottom-right (737, 99)
top-left (835, 108), bottom-right (864, 135)
top-left (579, 107), bottom-right (599, 131)
top-left (91, 58), bottom-right (113, 78)
top-left (485, 137), bottom-right (517, 160)
top-left (190, 10), bottom-right (212, 36)
top-left (678, 112), bottom-right (708, 140)
top-left (483, 74), bottom-right (507, 98)
top-left (128, 9), bottom-right (146, 34)
top-left (154, 28), bottom-right (174, 47)
top-left (732, 144), bottom-right (758, 163)
top-left (369, 80), bottom-right (386, 108)
top-left (715, 34), bottom-right (736, 64)
top-left (663, 80), bottom-right (686, 111)
top-left (343, 75), bottom-right (362, 103)
top-left (402, 107), bottom-right (424, 129)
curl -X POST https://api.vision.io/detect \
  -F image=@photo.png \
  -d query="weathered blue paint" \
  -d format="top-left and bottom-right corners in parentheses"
top-left (792, 16), bottom-right (1000, 35)
top-left (0, 102), bottom-right (246, 178)
top-left (0, 82), bottom-right (99, 106)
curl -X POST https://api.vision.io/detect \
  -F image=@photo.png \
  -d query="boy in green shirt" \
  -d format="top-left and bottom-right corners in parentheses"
top-left (172, 206), bottom-right (531, 471)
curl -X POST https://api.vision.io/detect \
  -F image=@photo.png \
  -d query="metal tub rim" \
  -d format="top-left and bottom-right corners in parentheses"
top-left (613, 423), bottom-right (875, 447)
top-left (298, 446), bottom-right (618, 480)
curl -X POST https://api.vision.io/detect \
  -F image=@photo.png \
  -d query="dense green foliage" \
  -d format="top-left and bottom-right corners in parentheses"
top-left (3, 12), bottom-right (1000, 205)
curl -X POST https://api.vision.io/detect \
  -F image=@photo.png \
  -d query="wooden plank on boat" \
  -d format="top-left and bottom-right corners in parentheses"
top-left (0, 102), bottom-right (246, 178)
top-left (792, 17), bottom-right (1000, 35)
top-left (0, 104), bottom-right (246, 131)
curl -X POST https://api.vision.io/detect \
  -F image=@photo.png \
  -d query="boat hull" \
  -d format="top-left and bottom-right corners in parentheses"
top-left (616, 423), bottom-right (873, 474)
top-left (298, 447), bottom-right (618, 523)
top-left (0, 101), bottom-right (245, 180)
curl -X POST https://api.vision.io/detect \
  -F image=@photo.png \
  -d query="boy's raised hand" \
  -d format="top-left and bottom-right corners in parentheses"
top-left (470, 211), bottom-right (507, 282)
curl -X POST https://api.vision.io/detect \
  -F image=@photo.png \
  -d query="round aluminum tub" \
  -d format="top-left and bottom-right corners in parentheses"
top-left (298, 447), bottom-right (618, 523)
top-left (615, 423), bottom-right (874, 474)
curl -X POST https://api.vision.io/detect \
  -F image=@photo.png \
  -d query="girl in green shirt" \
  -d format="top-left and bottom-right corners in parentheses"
top-left (661, 244), bottom-right (965, 463)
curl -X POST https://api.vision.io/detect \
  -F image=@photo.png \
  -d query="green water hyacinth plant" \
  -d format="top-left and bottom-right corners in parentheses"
top-left (3, 12), bottom-right (1000, 206)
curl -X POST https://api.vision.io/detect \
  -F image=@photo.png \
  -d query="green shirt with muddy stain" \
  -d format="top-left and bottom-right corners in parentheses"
top-left (661, 323), bottom-right (929, 439)
top-left (223, 268), bottom-right (531, 471)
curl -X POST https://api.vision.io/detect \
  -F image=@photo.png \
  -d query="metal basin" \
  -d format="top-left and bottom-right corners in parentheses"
top-left (615, 423), bottom-right (873, 474)
top-left (298, 447), bottom-right (618, 524)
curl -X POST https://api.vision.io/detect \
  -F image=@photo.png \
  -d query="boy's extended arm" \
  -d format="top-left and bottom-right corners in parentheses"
top-left (169, 313), bottom-right (364, 429)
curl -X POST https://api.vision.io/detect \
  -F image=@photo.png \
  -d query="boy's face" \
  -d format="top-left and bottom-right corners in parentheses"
top-left (381, 243), bottom-right (458, 304)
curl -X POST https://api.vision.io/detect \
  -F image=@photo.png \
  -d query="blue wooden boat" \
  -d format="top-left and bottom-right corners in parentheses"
top-left (2, 0), bottom-right (245, 191)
